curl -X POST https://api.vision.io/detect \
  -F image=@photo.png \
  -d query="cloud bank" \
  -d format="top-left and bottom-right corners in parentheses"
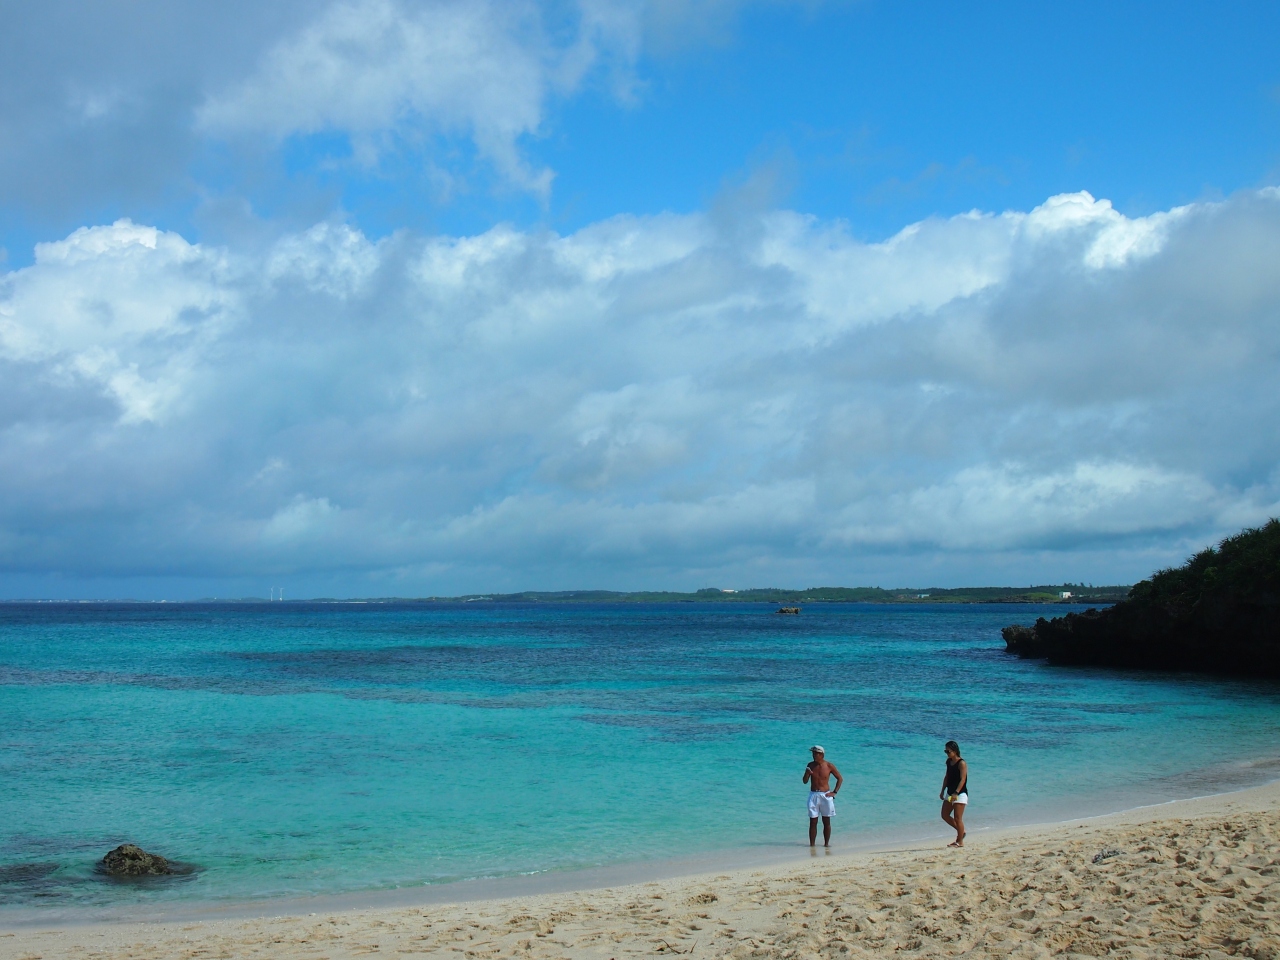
top-left (2, 188), bottom-right (1279, 595)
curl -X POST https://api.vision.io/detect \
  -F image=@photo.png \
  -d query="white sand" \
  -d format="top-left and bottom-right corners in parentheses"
top-left (4, 782), bottom-right (1278, 959)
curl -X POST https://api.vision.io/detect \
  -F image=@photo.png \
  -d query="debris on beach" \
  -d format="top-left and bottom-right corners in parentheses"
top-left (1092, 848), bottom-right (1122, 863)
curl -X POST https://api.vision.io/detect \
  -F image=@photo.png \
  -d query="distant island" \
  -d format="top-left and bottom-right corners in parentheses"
top-left (7, 586), bottom-right (1133, 605)
top-left (169, 584), bottom-right (1128, 605)
top-left (1003, 519), bottom-right (1280, 677)
top-left (418, 585), bottom-right (1130, 604)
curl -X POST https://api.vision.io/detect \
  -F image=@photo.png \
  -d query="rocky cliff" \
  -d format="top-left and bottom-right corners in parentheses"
top-left (1003, 519), bottom-right (1280, 677)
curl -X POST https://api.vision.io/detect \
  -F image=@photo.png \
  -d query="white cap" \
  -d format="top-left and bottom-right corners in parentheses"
top-left (810, 745), bottom-right (824, 754)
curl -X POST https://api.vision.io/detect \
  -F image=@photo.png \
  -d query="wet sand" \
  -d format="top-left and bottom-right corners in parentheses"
top-left (3, 781), bottom-right (1278, 959)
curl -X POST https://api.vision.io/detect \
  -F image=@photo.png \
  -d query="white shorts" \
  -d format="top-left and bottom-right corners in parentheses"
top-left (808, 791), bottom-right (836, 818)
top-left (945, 793), bottom-right (968, 806)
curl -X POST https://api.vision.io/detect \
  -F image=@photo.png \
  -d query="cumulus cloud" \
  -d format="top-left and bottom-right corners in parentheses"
top-left (0, 220), bottom-right (238, 423)
top-left (2, 189), bottom-right (1279, 594)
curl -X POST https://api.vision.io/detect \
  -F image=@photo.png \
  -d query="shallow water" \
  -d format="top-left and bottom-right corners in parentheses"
top-left (2, 601), bottom-right (1278, 913)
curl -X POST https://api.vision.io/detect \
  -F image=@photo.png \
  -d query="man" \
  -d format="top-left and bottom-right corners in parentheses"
top-left (802, 745), bottom-right (843, 847)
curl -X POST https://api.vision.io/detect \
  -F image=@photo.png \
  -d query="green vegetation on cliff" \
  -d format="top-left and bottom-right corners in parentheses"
top-left (1129, 520), bottom-right (1280, 610)
top-left (1003, 519), bottom-right (1280, 676)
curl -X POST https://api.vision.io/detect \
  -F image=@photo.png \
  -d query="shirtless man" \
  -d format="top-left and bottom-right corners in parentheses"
top-left (802, 746), bottom-right (843, 847)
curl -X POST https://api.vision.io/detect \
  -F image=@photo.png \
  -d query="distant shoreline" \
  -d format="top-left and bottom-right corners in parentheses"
top-left (0, 591), bottom-right (1127, 606)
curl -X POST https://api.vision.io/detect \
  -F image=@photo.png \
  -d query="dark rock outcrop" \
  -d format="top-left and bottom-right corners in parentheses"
top-left (100, 844), bottom-right (173, 876)
top-left (1003, 519), bottom-right (1280, 677)
top-left (1000, 623), bottom-right (1039, 656)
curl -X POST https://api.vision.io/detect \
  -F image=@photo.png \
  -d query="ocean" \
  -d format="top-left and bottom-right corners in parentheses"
top-left (2, 601), bottom-right (1278, 917)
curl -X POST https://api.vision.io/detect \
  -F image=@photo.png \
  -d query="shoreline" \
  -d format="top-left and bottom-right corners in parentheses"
top-left (2, 783), bottom-right (1280, 960)
top-left (2, 771), bottom-right (1276, 928)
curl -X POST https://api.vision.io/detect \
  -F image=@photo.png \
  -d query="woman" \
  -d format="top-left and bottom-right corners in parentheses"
top-left (939, 740), bottom-right (968, 847)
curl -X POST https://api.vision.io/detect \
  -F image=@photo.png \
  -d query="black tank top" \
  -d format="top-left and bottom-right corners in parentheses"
top-left (945, 757), bottom-right (968, 795)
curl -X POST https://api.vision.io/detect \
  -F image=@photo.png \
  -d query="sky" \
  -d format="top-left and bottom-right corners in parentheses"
top-left (1, 0), bottom-right (1278, 599)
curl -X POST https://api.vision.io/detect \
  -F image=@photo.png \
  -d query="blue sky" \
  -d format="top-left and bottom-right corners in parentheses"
top-left (1, 0), bottom-right (1278, 598)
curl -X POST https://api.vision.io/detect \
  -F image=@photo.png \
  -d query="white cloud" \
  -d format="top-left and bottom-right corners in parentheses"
top-left (193, 0), bottom-right (802, 197)
top-left (0, 219), bottom-right (237, 423)
top-left (2, 189), bottom-right (1279, 592)
top-left (823, 461), bottom-right (1223, 551)
top-left (0, 0), bottom-right (824, 216)
top-left (262, 495), bottom-right (339, 543)
top-left (1020, 191), bottom-right (1187, 269)
top-left (197, 0), bottom-right (640, 196)
top-left (267, 222), bottom-right (382, 298)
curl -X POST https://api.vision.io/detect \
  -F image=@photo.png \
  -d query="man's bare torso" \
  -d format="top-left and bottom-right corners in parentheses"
top-left (806, 760), bottom-right (836, 792)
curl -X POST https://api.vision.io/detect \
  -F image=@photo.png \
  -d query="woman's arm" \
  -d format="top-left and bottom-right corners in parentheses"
top-left (956, 760), bottom-right (968, 794)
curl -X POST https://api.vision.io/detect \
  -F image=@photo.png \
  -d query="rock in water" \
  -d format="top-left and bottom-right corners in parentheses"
top-left (1001, 623), bottom-right (1039, 656)
top-left (101, 844), bottom-right (173, 876)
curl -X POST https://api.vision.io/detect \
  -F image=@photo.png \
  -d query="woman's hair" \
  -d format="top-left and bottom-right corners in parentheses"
top-left (944, 740), bottom-right (961, 757)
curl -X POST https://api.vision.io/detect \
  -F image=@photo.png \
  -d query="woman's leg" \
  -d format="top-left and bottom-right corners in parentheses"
top-left (940, 801), bottom-right (956, 830)
top-left (951, 803), bottom-right (966, 846)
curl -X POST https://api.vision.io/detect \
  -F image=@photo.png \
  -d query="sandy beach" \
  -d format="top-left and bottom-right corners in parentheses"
top-left (3, 782), bottom-right (1277, 960)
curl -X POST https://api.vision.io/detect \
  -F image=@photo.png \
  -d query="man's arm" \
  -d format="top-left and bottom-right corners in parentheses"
top-left (826, 764), bottom-right (843, 797)
top-left (802, 762), bottom-right (812, 784)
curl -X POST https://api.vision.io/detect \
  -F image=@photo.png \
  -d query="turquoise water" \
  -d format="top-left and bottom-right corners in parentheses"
top-left (2, 601), bottom-right (1279, 914)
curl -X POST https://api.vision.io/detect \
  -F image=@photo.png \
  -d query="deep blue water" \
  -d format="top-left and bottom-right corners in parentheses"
top-left (2, 601), bottom-right (1279, 912)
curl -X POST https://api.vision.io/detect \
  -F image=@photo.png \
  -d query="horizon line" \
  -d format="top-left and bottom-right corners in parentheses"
top-left (0, 583), bottom-right (1131, 604)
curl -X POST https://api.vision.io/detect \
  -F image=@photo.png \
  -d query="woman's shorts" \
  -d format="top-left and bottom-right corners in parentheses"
top-left (945, 793), bottom-right (968, 806)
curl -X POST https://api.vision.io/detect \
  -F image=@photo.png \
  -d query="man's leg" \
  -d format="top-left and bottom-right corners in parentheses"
top-left (809, 817), bottom-right (818, 847)
top-left (821, 816), bottom-right (832, 846)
